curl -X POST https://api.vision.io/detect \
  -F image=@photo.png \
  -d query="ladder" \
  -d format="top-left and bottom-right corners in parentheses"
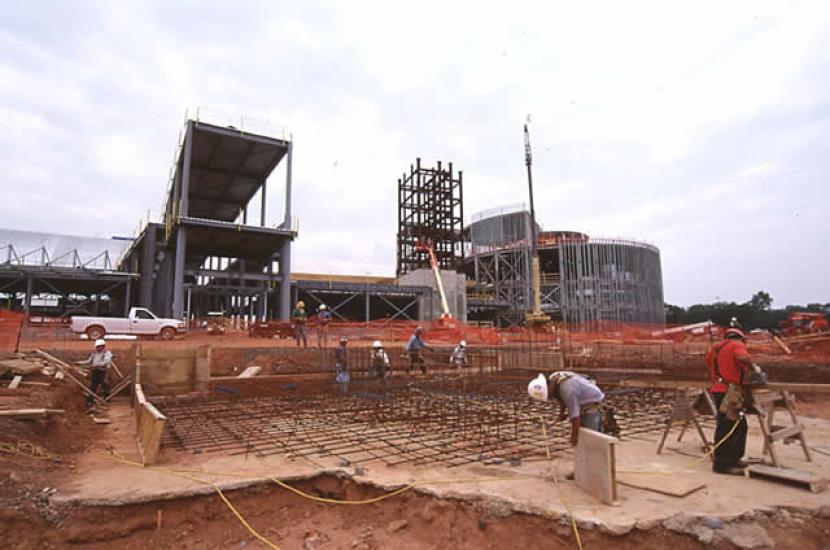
top-left (751, 389), bottom-right (811, 467)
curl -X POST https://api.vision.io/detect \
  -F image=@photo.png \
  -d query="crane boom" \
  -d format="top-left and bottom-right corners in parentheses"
top-left (415, 240), bottom-right (452, 320)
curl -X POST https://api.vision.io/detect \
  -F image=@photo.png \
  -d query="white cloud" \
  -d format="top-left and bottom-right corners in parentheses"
top-left (0, 0), bottom-right (828, 305)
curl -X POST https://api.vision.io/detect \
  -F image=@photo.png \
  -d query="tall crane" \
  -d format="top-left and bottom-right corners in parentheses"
top-left (523, 121), bottom-right (550, 326)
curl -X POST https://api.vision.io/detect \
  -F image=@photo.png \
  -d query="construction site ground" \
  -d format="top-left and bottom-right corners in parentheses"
top-left (2, 331), bottom-right (830, 549)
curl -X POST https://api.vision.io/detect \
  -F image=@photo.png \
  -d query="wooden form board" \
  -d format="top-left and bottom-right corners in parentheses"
top-left (133, 368), bottom-right (167, 466)
top-left (574, 428), bottom-right (618, 505)
top-left (746, 464), bottom-right (828, 493)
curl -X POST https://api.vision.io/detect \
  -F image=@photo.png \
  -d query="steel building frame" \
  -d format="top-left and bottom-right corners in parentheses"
top-left (396, 158), bottom-right (464, 276)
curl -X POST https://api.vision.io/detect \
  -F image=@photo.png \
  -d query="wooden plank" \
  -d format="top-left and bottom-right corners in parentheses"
top-left (34, 349), bottom-right (78, 372)
top-left (619, 379), bottom-right (830, 394)
top-left (0, 408), bottom-right (65, 418)
top-left (769, 424), bottom-right (804, 442)
top-left (617, 473), bottom-right (705, 498)
top-left (92, 416), bottom-right (111, 424)
top-left (42, 356), bottom-right (105, 404)
top-left (747, 464), bottom-right (828, 493)
top-left (8, 376), bottom-right (22, 389)
top-left (104, 376), bottom-right (132, 402)
top-left (574, 428), bottom-right (618, 505)
top-left (772, 336), bottom-right (792, 354)
top-left (110, 359), bottom-right (125, 380)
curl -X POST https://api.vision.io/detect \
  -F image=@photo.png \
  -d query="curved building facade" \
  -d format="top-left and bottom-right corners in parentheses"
top-left (465, 208), bottom-right (665, 328)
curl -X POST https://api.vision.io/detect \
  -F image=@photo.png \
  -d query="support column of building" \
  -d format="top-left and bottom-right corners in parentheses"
top-left (124, 276), bottom-right (132, 316)
top-left (172, 121), bottom-right (193, 319)
top-left (278, 141), bottom-right (293, 321)
top-left (139, 228), bottom-right (155, 307)
top-left (23, 275), bottom-right (32, 313)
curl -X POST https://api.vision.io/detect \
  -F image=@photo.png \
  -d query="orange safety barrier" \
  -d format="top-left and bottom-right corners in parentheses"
top-left (0, 310), bottom-right (26, 352)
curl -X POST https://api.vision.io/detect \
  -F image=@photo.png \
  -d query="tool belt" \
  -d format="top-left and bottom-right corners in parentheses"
top-left (579, 402), bottom-right (621, 438)
top-left (719, 384), bottom-right (744, 421)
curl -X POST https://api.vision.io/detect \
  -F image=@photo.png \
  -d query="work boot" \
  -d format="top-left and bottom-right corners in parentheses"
top-left (713, 466), bottom-right (745, 476)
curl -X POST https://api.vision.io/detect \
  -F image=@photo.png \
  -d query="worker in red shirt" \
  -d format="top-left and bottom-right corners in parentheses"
top-left (705, 327), bottom-right (753, 474)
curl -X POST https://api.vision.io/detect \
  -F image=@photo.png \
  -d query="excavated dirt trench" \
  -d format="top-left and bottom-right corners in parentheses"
top-left (3, 473), bottom-right (830, 549)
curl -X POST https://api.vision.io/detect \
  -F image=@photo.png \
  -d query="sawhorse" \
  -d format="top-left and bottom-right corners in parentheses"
top-left (751, 389), bottom-right (812, 467)
top-left (656, 389), bottom-right (716, 456)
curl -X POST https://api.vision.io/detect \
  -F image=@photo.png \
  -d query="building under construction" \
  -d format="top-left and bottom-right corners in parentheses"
top-left (464, 206), bottom-right (665, 328)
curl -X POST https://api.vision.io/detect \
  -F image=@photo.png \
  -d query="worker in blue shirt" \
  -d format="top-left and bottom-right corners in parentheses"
top-left (335, 336), bottom-right (349, 393)
top-left (405, 326), bottom-right (431, 374)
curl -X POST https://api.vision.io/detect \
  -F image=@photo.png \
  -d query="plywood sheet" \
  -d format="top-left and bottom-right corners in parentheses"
top-left (574, 428), bottom-right (617, 504)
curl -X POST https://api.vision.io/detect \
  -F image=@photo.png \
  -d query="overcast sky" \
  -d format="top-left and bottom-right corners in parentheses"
top-left (1, 1), bottom-right (828, 307)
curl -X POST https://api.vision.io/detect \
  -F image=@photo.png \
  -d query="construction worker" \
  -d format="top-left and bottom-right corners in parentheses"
top-left (291, 301), bottom-right (308, 348)
top-left (449, 340), bottom-right (468, 368)
top-left (335, 336), bottom-right (349, 393)
top-left (705, 327), bottom-right (755, 475)
top-left (369, 340), bottom-right (390, 380)
top-left (405, 326), bottom-right (431, 374)
top-left (317, 304), bottom-right (332, 348)
top-left (76, 339), bottom-right (112, 408)
top-left (528, 371), bottom-right (606, 446)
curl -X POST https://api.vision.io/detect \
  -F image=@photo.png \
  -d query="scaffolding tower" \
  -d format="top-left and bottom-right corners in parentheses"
top-left (396, 158), bottom-right (464, 277)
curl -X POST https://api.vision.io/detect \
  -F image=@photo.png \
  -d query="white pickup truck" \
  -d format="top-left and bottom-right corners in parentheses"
top-left (71, 307), bottom-right (186, 340)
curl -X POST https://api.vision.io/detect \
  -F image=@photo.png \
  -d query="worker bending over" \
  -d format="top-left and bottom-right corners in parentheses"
top-left (705, 327), bottom-right (761, 475)
top-left (317, 304), bottom-right (332, 348)
top-left (449, 340), bottom-right (468, 368)
top-left (335, 336), bottom-right (349, 393)
top-left (369, 340), bottom-right (390, 380)
top-left (528, 371), bottom-right (605, 446)
top-left (291, 301), bottom-right (308, 348)
top-left (76, 339), bottom-right (112, 408)
top-left (405, 326), bottom-right (431, 374)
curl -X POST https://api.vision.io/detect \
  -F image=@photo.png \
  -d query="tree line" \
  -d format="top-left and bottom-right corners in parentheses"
top-left (665, 291), bottom-right (830, 331)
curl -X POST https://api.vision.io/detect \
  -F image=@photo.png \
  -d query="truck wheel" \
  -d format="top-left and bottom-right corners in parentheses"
top-left (86, 326), bottom-right (105, 340)
top-left (159, 327), bottom-right (176, 341)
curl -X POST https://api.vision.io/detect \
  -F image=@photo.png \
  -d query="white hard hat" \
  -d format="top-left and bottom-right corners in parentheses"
top-left (319, 304), bottom-right (327, 310)
top-left (94, 339), bottom-right (106, 347)
top-left (528, 374), bottom-right (548, 402)
top-left (372, 340), bottom-right (383, 348)
top-left (459, 340), bottom-right (466, 347)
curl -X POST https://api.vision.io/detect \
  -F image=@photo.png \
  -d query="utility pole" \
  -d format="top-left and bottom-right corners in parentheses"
top-left (524, 121), bottom-right (550, 326)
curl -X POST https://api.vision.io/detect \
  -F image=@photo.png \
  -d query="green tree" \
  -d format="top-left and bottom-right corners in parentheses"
top-left (749, 291), bottom-right (772, 311)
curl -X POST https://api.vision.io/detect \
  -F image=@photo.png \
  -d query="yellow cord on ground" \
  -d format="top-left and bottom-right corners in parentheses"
top-left (0, 440), bottom-right (59, 461)
top-left (540, 418), bottom-right (584, 550)
top-left (617, 414), bottom-right (743, 475)
top-left (93, 448), bottom-right (527, 548)
top-left (97, 451), bottom-right (281, 549)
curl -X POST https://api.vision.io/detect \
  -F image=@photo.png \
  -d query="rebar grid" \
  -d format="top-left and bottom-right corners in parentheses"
top-left (154, 377), bottom-right (679, 468)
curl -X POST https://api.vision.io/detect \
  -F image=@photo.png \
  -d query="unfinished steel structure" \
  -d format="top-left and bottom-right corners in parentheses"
top-left (119, 118), bottom-right (296, 321)
top-left (0, 229), bottom-right (134, 317)
top-left (396, 158), bottom-right (464, 277)
top-left (465, 207), bottom-right (665, 328)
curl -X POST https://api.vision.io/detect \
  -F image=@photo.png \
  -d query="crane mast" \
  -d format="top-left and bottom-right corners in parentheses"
top-left (523, 122), bottom-right (550, 326)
